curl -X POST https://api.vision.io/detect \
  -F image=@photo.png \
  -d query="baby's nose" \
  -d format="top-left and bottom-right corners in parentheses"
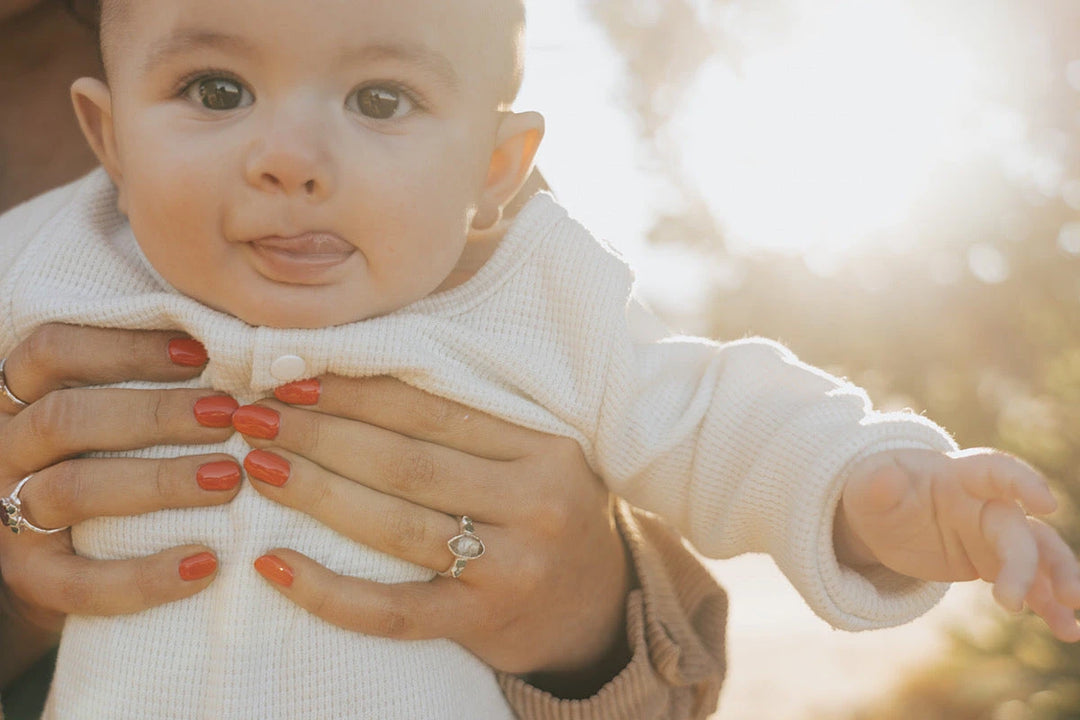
top-left (244, 123), bottom-right (334, 198)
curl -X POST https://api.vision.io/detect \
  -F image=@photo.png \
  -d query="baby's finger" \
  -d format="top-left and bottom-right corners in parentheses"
top-left (1031, 519), bottom-right (1080, 608)
top-left (252, 549), bottom-right (471, 641)
top-left (15, 455), bottom-right (241, 530)
top-left (3, 324), bottom-right (206, 406)
top-left (2, 543), bottom-right (219, 616)
top-left (982, 499), bottom-right (1039, 612)
top-left (1024, 574), bottom-right (1080, 643)
top-left (955, 449), bottom-right (1056, 515)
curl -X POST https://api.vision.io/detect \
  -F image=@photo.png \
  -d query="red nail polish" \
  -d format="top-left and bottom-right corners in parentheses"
top-left (233, 405), bottom-right (280, 439)
top-left (254, 555), bottom-right (294, 587)
top-left (193, 396), bottom-right (239, 428)
top-left (197, 461), bottom-right (242, 491)
top-left (168, 338), bottom-right (208, 367)
top-left (244, 450), bottom-right (291, 487)
top-left (179, 552), bottom-right (218, 581)
top-left (274, 378), bottom-right (321, 406)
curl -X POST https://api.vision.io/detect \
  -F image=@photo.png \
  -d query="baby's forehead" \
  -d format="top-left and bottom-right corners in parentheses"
top-left (100, 0), bottom-right (525, 104)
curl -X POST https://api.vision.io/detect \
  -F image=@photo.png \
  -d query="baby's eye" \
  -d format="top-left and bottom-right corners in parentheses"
top-left (182, 77), bottom-right (253, 111)
top-left (347, 85), bottom-right (416, 120)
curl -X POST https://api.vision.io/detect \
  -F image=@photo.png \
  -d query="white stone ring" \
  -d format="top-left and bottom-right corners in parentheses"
top-left (438, 515), bottom-right (485, 579)
top-left (1, 475), bottom-right (70, 536)
top-left (0, 357), bottom-right (30, 410)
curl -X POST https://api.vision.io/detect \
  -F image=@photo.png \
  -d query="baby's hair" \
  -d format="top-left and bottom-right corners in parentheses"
top-left (62, 0), bottom-right (125, 77)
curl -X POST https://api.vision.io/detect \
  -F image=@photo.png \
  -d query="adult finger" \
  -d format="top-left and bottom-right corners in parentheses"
top-left (0, 388), bottom-right (235, 477)
top-left (243, 448), bottom-right (471, 572)
top-left (981, 499), bottom-right (1039, 612)
top-left (1, 542), bottom-right (219, 617)
top-left (251, 549), bottom-right (472, 641)
top-left (954, 449), bottom-right (1057, 515)
top-left (3, 324), bottom-right (207, 406)
top-left (273, 375), bottom-right (541, 460)
top-left (14, 455), bottom-right (241, 530)
top-left (235, 402), bottom-right (517, 518)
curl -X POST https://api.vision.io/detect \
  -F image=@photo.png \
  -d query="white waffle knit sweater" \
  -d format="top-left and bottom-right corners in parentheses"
top-left (1, 169), bottom-right (955, 719)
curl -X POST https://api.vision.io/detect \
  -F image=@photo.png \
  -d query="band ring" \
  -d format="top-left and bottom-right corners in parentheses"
top-left (438, 515), bottom-right (485, 579)
top-left (1, 475), bottom-right (69, 535)
top-left (0, 358), bottom-right (29, 410)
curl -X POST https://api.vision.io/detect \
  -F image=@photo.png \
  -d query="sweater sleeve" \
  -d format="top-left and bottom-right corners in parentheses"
top-left (595, 333), bottom-right (957, 631)
top-left (497, 501), bottom-right (726, 720)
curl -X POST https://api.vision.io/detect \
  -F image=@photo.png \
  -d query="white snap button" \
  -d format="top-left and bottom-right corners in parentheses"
top-left (269, 355), bottom-right (308, 382)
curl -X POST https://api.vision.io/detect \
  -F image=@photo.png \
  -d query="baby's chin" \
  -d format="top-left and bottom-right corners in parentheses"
top-left (201, 286), bottom-right (386, 329)
top-left (231, 302), bottom-right (377, 330)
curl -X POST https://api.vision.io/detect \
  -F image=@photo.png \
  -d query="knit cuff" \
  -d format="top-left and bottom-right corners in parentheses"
top-left (772, 411), bottom-right (957, 630)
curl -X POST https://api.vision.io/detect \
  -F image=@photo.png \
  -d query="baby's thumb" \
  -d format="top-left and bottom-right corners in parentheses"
top-left (846, 460), bottom-right (911, 517)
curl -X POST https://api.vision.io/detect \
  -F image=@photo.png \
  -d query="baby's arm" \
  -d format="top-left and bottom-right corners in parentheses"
top-left (836, 448), bottom-right (1080, 641)
top-left (596, 334), bottom-right (958, 630)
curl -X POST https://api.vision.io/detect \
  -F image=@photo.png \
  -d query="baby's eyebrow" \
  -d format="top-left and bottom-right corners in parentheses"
top-left (140, 31), bottom-right (460, 92)
top-left (339, 43), bottom-right (461, 91)
top-left (142, 29), bottom-right (256, 73)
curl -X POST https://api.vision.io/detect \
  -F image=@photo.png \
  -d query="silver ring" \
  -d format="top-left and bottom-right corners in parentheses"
top-left (438, 515), bottom-right (485, 579)
top-left (1, 475), bottom-right (69, 535)
top-left (0, 357), bottom-right (29, 410)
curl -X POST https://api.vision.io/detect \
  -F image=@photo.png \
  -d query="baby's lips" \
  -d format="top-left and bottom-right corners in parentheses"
top-left (250, 232), bottom-right (353, 256)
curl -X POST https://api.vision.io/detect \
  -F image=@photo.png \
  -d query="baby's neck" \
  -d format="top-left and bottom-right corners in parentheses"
top-left (436, 223), bottom-right (508, 293)
top-left (437, 172), bottom-right (550, 293)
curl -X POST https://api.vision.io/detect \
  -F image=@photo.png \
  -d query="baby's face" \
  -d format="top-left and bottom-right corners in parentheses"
top-left (84, 0), bottom-right (523, 328)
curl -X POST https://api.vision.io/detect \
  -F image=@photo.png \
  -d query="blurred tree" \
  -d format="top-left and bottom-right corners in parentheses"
top-left (586, 0), bottom-right (1080, 717)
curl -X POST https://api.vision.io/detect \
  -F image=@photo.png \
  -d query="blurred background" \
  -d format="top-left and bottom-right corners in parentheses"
top-left (518, 0), bottom-right (1080, 718)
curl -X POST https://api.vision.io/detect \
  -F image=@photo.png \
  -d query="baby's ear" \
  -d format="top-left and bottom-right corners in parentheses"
top-left (71, 77), bottom-right (127, 213)
top-left (472, 111), bottom-right (545, 232)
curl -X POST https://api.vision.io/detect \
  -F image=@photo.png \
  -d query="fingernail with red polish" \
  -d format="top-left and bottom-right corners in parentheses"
top-left (254, 555), bottom-right (294, 587)
top-left (179, 552), bottom-right (218, 581)
top-left (168, 338), bottom-right (208, 367)
top-left (274, 378), bottom-right (321, 406)
top-left (233, 405), bottom-right (280, 440)
top-left (197, 461), bottom-right (242, 491)
top-left (193, 396), bottom-right (239, 428)
top-left (244, 450), bottom-right (290, 487)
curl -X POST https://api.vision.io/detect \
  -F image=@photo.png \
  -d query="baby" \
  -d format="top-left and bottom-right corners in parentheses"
top-left (0, 0), bottom-right (1078, 718)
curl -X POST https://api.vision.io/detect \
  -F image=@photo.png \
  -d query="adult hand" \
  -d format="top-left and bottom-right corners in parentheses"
top-left (0, 324), bottom-right (242, 683)
top-left (236, 375), bottom-right (632, 684)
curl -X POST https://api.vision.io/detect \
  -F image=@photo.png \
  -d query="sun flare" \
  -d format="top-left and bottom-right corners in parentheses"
top-left (674, 0), bottom-right (986, 261)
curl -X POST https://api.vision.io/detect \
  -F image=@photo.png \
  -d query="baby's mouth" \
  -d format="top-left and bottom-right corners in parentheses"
top-left (251, 233), bottom-right (354, 257)
top-left (246, 233), bottom-right (355, 283)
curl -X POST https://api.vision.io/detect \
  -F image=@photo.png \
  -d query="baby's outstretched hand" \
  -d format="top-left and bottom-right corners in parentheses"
top-left (836, 448), bottom-right (1080, 642)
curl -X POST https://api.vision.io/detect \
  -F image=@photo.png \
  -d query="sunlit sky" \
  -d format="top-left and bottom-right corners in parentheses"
top-left (518, 0), bottom-right (1066, 316)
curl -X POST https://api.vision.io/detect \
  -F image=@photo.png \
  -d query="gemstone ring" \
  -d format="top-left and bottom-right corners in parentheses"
top-left (438, 515), bottom-right (485, 579)
top-left (1, 475), bottom-right (70, 535)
